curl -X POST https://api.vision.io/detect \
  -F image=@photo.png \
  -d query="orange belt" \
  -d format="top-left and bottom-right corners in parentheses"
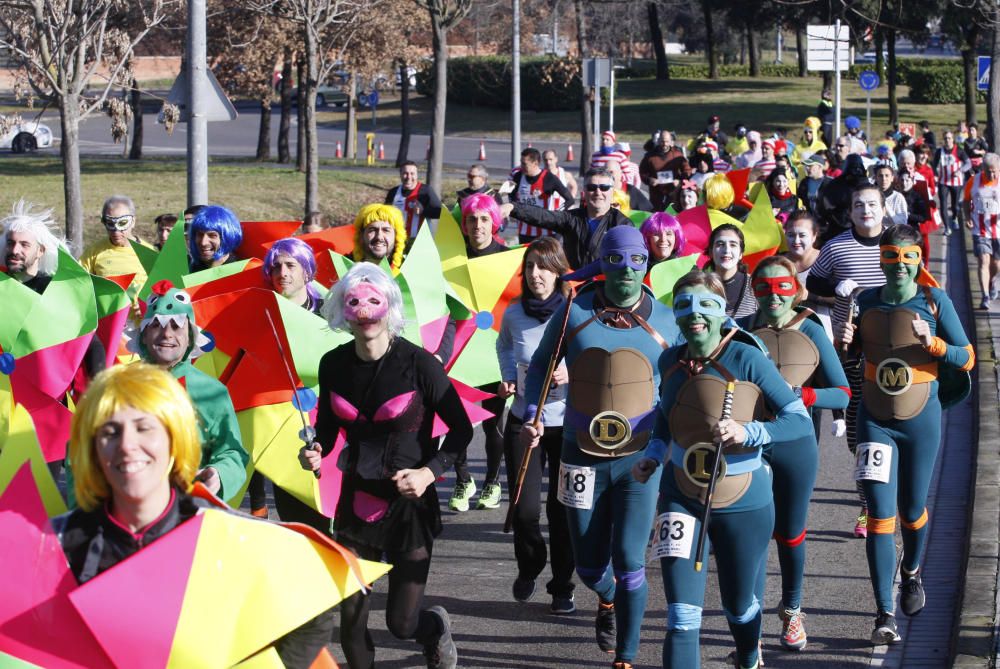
top-left (863, 360), bottom-right (938, 385)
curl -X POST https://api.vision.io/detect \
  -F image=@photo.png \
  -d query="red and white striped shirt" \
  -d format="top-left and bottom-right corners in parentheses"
top-left (971, 173), bottom-right (1000, 239)
top-left (936, 146), bottom-right (966, 188)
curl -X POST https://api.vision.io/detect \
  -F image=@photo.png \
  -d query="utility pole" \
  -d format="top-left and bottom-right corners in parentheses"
top-left (511, 0), bottom-right (521, 166)
top-left (186, 0), bottom-right (208, 206)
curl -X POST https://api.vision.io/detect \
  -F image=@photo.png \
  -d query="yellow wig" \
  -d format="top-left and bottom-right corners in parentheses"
top-left (704, 173), bottom-right (735, 211)
top-left (70, 363), bottom-right (202, 512)
top-left (352, 204), bottom-right (407, 271)
top-left (611, 188), bottom-right (631, 214)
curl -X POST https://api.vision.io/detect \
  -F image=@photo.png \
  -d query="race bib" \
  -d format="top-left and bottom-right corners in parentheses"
top-left (656, 170), bottom-right (674, 185)
top-left (854, 442), bottom-right (892, 483)
top-left (650, 512), bottom-right (696, 560)
top-left (557, 463), bottom-right (596, 510)
top-left (516, 363), bottom-right (567, 403)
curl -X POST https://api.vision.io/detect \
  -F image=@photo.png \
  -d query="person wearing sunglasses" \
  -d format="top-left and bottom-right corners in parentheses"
top-left (836, 224), bottom-right (973, 645)
top-left (520, 225), bottom-right (681, 669)
top-left (632, 269), bottom-right (812, 669)
top-left (79, 194), bottom-right (153, 301)
top-left (501, 167), bottom-right (632, 270)
top-left (737, 256), bottom-right (850, 653)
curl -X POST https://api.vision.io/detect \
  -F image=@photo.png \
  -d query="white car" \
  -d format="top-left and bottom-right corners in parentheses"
top-left (0, 117), bottom-right (54, 152)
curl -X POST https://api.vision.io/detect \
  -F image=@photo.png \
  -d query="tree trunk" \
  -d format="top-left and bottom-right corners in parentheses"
top-left (574, 0), bottom-right (592, 173)
top-left (346, 75), bottom-right (357, 160)
top-left (256, 98), bottom-right (271, 160)
top-left (989, 6), bottom-right (1000, 151)
top-left (427, 12), bottom-right (448, 194)
top-left (278, 50), bottom-right (292, 164)
top-left (296, 57), bottom-right (306, 172)
top-left (887, 29), bottom-right (898, 126)
top-left (796, 27), bottom-right (806, 77)
top-left (128, 77), bottom-right (143, 160)
top-left (703, 0), bottom-right (717, 79)
top-left (60, 93), bottom-right (84, 254)
top-left (962, 40), bottom-right (979, 126)
top-left (739, 32), bottom-right (745, 66)
top-left (747, 24), bottom-right (760, 76)
top-left (648, 3), bottom-right (669, 80)
top-left (875, 29), bottom-right (885, 77)
top-left (304, 27), bottom-right (320, 215)
top-left (396, 60), bottom-right (412, 167)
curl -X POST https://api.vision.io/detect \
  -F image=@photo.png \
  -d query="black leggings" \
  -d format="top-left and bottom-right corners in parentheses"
top-left (338, 539), bottom-right (442, 669)
top-left (453, 385), bottom-right (505, 485)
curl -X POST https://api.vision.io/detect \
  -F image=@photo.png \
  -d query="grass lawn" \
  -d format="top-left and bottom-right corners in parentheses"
top-left (317, 74), bottom-right (983, 146)
top-left (0, 157), bottom-right (464, 249)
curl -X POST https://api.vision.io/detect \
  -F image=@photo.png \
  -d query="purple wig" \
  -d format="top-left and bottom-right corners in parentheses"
top-left (460, 193), bottom-right (502, 234)
top-left (263, 236), bottom-right (322, 301)
top-left (188, 205), bottom-right (243, 261)
top-left (640, 212), bottom-right (686, 259)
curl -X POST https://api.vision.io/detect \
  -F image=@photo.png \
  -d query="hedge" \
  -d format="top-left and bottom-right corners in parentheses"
top-left (416, 56), bottom-right (582, 111)
top-left (906, 63), bottom-right (984, 104)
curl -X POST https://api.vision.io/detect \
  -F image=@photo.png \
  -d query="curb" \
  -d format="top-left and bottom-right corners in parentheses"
top-left (954, 225), bottom-right (1000, 668)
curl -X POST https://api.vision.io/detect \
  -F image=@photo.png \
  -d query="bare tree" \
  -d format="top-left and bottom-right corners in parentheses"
top-left (0, 0), bottom-right (179, 252)
top-left (248, 0), bottom-right (368, 216)
top-left (416, 0), bottom-right (473, 193)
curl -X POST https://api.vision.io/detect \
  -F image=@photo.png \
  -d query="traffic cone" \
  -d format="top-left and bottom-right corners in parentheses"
top-left (335, 141), bottom-right (343, 158)
top-left (478, 141), bottom-right (486, 161)
top-left (378, 141), bottom-right (385, 160)
top-left (527, 141), bottom-right (533, 148)
top-left (566, 144), bottom-right (575, 162)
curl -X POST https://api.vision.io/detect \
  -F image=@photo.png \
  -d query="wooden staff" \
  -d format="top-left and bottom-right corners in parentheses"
top-left (694, 380), bottom-right (736, 572)
top-left (503, 288), bottom-right (575, 534)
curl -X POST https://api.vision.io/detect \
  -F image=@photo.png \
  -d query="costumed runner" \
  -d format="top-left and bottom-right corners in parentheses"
top-left (300, 262), bottom-right (473, 669)
top-left (836, 224), bottom-right (974, 645)
top-left (737, 256), bottom-right (850, 652)
top-left (520, 226), bottom-right (681, 669)
top-left (633, 270), bottom-right (812, 669)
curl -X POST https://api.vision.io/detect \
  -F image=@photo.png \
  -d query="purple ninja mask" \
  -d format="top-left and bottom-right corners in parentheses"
top-left (344, 282), bottom-right (389, 323)
top-left (599, 225), bottom-right (649, 275)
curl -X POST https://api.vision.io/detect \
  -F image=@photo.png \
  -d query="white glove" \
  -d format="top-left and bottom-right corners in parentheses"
top-left (498, 180), bottom-right (516, 195)
top-left (831, 418), bottom-right (846, 438)
top-left (835, 279), bottom-right (859, 298)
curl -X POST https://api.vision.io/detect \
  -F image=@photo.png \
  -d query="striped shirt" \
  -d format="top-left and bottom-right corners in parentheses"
top-left (808, 228), bottom-right (886, 326)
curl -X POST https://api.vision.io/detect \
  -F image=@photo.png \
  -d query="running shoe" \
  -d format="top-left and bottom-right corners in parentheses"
top-left (727, 649), bottom-right (761, 669)
top-left (512, 577), bottom-right (535, 603)
top-left (899, 570), bottom-right (926, 616)
top-left (943, 226), bottom-right (952, 236)
top-left (611, 662), bottom-right (633, 669)
top-left (595, 600), bottom-right (616, 653)
top-left (854, 508), bottom-right (868, 538)
top-left (992, 286), bottom-right (1000, 301)
top-left (871, 611), bottom-right (901, 645)
top-left (250, 507), bottom-right (268, 519)
top-left (981, 296), bottom-right (992, 311)
top-left (551, 594), bottom-right (576, 615)
top-left (448, 479), bottom-right (476, 512)
top-left (778, 605), bottom-right (807, 651)
top-left (423, 606), bottom-right (458, 669)
top-left (476, 482), bottom-right (502, 510)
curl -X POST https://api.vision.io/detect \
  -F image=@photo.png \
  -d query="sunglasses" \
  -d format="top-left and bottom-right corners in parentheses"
top-left (585, 183), bottom-right (613, 192)
top-left (102, 214), bottom-right (135, 231)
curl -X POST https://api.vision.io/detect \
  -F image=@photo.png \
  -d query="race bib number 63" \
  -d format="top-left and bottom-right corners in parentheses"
top-left (557, 463), bottom-right (596, 510)
top-left (650, 512), bottom-right (696, 560)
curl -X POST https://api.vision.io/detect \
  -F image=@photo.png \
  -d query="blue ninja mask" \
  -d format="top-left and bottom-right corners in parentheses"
top-left (673, 291), bottom-right (727, 318)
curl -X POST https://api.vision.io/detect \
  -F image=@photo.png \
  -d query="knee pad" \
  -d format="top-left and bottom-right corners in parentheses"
top-left (723, 595), bottom-right (760, 626)
top-left (667, 603), bottom-right (702, 631)
top-left (901, 508), bottom-right (928, 531)
top-left (613, 567), bottom-right (646, 591)
top-left (869, 516), bottom-right (896, 534)
top-left (773, 529), bottom-right (807, 547)
top-left (576, 564), bottom-right (610, 588)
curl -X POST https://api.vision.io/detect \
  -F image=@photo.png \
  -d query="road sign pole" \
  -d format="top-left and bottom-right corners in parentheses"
top-left (186, 0), bottom-right (208, 207)
top-left (834, 19), bottom-right (841, 142)
top-left (609, 59), bottom-right (615, 133)
top-left (866, 91), bottom-right (871, 143)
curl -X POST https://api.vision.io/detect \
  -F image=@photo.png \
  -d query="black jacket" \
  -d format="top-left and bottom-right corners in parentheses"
top-left (509, 204), bottom-right (633, 269)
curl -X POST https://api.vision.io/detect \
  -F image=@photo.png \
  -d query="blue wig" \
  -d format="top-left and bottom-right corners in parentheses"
top-left (188, 205), bottom-right (243, 261)
top-left (263, 237), bottom-right (322, 302)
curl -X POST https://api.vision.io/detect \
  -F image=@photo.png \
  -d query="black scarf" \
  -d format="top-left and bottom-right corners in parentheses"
top-left (522, 291), bottom-right (565, 323)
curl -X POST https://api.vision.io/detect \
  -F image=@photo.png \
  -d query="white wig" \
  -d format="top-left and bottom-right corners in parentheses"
top-left (321, 261), bottom-right (406, 337)
top-left (898, 149), bottom-right (916, 164)
top-left (0, 199), bottom-right (67, 276)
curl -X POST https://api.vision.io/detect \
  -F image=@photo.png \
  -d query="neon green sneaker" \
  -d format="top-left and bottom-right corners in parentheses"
top-left (476, 482), bottom-right (502, 509)
top-left (448, 479), bottom-right (476, 512)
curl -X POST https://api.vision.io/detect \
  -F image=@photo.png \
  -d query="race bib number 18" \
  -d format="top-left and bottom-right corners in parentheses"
top-left (557, 463), bottom-right (596, 510)
top-left (650, 512), bottom-right (696, 560)
top-left (854, 442), bottom-right (892, 483)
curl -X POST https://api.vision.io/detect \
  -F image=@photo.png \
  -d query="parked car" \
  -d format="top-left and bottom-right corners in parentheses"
top-left (0, 117), bottom-right (54, 153)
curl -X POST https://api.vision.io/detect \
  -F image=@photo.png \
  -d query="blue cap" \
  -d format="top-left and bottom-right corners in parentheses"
top-left (845, 116), bottom-right (861, 130)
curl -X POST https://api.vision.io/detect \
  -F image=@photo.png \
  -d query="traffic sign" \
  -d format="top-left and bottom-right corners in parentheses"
top-left (161, 67), bottom-right (237, 123)
top-left (807, 24), bottom-right (850, 72)
top-left (978, 56), bottom-right (991, 91)
top-left (369, 90), bottom-right (379, 107)
top-left (858, 70), bottom-right (880, 91)
top-left (358, 93), bottom-right (369, 107)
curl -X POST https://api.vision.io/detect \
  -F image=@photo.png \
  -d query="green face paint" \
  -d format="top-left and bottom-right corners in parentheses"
top-left (753, 265), bottom-right (797, 326)
top-left (675, 285), bottom-right (726, 355)
top-left (603, 264), bottom-right (645, 307)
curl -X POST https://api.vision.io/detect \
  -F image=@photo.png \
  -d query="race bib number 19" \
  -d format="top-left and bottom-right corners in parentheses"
top-left (854, 442), bottom-right (892, 483)
top-left (557, 463), bottom-right (596, 510)
top-left (650, 512), bottom-right (696, 560)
